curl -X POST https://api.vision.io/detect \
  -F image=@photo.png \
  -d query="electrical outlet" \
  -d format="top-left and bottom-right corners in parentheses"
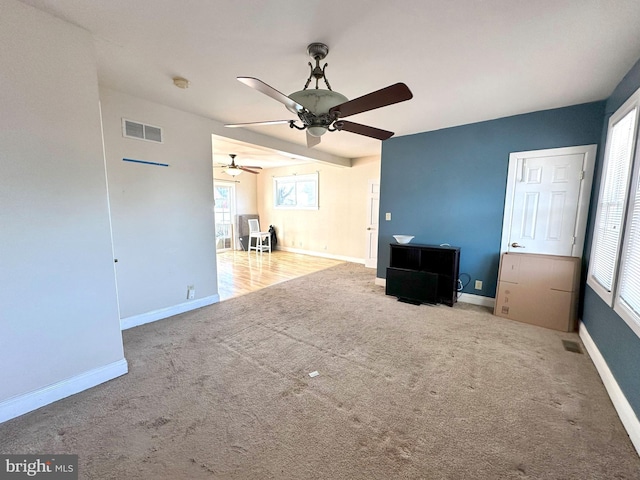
top-left (385, 212), bottom-right (392, 221)
top-left (475, 280), bottom-right (483, 290)
top-left (187, 285), bottom-right (195, 300)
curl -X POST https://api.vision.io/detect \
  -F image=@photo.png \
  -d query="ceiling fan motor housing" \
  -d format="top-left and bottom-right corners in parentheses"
top-left (287, 89), bottom-right (348, 116)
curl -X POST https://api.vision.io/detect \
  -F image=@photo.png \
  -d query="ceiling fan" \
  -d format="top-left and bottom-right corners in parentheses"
top-left (225, 43), bottom-right (413, 148)
top-left (214, 154), bottom-right (262, 176)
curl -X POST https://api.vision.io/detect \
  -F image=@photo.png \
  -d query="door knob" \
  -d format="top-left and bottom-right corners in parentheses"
top-left (511, 242), bottom-right (525, 248)
top-left (367, 227), bottom-right (374, 230)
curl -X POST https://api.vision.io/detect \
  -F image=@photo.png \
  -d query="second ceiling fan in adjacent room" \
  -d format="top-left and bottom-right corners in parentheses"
top-left (214, 154), bottom-right (262, 177)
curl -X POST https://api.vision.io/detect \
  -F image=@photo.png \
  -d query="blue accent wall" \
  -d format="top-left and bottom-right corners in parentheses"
top-left (581, 56), bottom-right (640, 417)
top-left (583, 288), bottom-right (640, 414)
top-left (378, 101), bottom-right (606, 298)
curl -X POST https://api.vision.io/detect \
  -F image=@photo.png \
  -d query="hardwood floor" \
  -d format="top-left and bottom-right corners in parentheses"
top-left (216, 249), bottom-right (345, 301)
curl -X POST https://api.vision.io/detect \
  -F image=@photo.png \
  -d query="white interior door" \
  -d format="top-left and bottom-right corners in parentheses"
top-left (501, 145), bottom-right (596, 257)
top-left (365, 180), bottom-right (380, 268)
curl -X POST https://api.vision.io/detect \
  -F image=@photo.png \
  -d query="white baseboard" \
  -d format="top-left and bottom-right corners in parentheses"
top-left (580, 321), bottom-right (640, 456)
top-left (457, 293), bottom-right (495, 308)
top-left (374, 278), bottom-right (495, 308)
top-left (277, 246), bottom-right (364, 264)
top-left (0, 358), bottom-right (128, 424)
top-left (120, 294), bottom-right (219, 330)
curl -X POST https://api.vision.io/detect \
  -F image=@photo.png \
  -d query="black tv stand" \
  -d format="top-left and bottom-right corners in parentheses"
top-left (397, 297), bottom-right (422, 305)
top-left (386, 243), bottom-right (460, 306)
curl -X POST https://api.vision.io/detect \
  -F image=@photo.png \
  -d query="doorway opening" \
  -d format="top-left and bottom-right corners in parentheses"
top-left (214, 181), bottom-right (236, 251)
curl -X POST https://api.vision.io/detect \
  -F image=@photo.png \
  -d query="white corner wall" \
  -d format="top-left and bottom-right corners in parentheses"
top-left (0, 1), bottom-right (126, 419)
top-left (99, 88), bottom-right (219, 324)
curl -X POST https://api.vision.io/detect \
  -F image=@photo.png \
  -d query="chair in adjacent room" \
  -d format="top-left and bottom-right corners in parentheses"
top-left (248, 218), bottom-right (271, 253)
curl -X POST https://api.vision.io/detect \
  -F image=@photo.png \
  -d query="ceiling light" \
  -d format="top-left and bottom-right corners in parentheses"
top-left (173, 76), bottom-right (190, 89)
top-left (307, 126), bottom-right (328, 137)
top-left (224, 167), bottom-right (242, 176)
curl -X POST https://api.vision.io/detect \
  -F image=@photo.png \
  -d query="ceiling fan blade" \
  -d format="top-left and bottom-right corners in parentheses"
top-left (224, 120), bottom-right (292, 128)
top-left (238, 166), bottom-right (260, 174)
top-left (329, 83), bottom-right (413, 119)
top-left (306, 131), bottom-right (321, 148)
top-left (215, 164), bottom-right (262, 169)
top-left (335, 121), bottom-right (394, 140)
top-left (237, 77), bottom-right (305, 113)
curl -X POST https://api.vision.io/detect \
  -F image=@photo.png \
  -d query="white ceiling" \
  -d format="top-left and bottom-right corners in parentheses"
top-left (21, 0), bottom-right (640, 165)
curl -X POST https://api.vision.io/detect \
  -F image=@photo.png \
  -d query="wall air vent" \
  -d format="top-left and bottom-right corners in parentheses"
top-left (122, 119), bottom-right (163, 143)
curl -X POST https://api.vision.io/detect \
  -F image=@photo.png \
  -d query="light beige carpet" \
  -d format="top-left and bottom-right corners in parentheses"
top-left (1, 263), bottom-right (638, 479)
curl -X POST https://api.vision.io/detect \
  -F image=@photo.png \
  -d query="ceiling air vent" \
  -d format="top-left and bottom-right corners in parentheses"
top-left (122, 119), bottom-right (163, 143)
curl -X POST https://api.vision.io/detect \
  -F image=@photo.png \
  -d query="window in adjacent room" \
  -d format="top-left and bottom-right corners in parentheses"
top-left (274, 172), bottom-right (319, 210)
top-left (587, 85), bottom-right (640, 338)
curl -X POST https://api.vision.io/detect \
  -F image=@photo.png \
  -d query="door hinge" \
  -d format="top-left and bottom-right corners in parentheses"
top-left (579, 171), bottom-right (585, 180)
top-left (571, 236), bottom-right (576, 245)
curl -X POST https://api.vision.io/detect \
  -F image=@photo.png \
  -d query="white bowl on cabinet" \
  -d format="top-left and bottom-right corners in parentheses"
top-left (393, 235), bottom-right (415, 244)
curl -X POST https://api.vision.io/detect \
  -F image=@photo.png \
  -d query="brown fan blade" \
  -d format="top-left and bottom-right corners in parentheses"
top-left (334, 121), bottom-right (394, 140)
top-left (225, 120), bottom-right (292, 128)
top-left (306, 131), bottom-right (321, 148)
top-left (241, 165), bottom-right (262, 169)
top-left (237, 77), bottom-right (305, 113)
top-left (329, 83), bottom-right (413, 119)
top-left (239, 166), bottom-right (260, 174)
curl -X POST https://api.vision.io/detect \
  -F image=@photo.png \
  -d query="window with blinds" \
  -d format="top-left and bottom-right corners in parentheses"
top-left (615, 153), bottom-right (640, 336)
top-left (588, 107), bottom-right (636, 297)
top-left (587, 85), bottom-right (640, 339)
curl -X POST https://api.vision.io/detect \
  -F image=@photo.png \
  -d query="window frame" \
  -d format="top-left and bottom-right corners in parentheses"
top-left (587, 86), bottom-right (640, 337)
top-left (273, 172), bottom-right (319, 210)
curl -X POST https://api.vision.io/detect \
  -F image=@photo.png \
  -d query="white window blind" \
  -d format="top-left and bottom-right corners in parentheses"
top-left (589, 107), bottom-right (637, 295)
top-left (616, 169), bottom-right (640, 333)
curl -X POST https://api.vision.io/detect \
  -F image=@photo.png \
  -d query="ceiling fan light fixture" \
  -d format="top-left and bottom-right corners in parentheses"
top-left (307, 126), bottom-right (328, 137)
top-left (228, 42), bottom-right (413, 147)
top-left (224, 167), bottom-right (242, 176)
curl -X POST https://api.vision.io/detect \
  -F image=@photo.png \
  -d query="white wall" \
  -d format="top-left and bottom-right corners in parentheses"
top-left (100, 88), bottom-right (219, 322)
top-left (257, 155), bottom-right (380, 261)
top-left (232, 173), bottom-right (258, 217)
top-left (0, 0), bottom-right (126, 415)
